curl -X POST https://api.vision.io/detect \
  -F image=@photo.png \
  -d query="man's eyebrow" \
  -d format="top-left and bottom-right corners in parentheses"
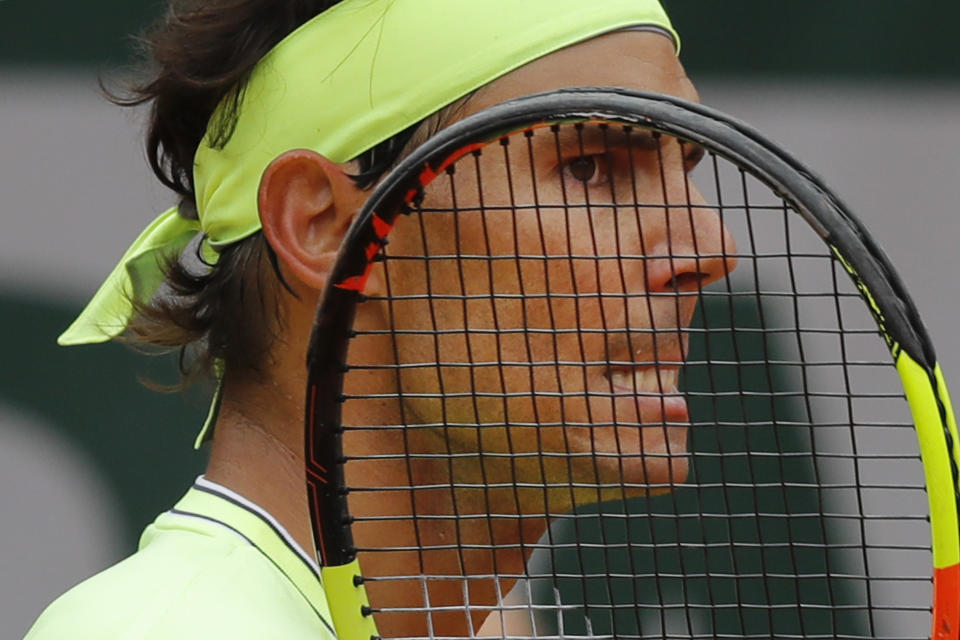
top-left (536, 123), bottom-right (705, 161)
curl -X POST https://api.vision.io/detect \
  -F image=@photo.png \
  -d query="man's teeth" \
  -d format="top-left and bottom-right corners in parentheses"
top-left (609, 368), bottom-right (680, 393)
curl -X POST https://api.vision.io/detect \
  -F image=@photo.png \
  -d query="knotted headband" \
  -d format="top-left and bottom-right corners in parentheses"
top-left (59, 0), bottom-right (679, 346)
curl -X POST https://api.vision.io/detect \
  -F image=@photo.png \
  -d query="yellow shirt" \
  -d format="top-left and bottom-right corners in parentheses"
top-left (25, 477), bottom-right (337, 639)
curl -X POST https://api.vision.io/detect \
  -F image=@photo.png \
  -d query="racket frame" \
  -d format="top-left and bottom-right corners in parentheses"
top-left (304, 88), bottom-right (960, 640)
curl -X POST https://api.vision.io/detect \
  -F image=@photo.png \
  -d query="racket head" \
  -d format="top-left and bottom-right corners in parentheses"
top-left (305, 88), bottom-right (960, 640)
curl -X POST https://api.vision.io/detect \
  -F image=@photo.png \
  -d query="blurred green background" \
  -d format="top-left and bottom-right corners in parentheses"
top-left (2, 0), bottom-right (959, 77)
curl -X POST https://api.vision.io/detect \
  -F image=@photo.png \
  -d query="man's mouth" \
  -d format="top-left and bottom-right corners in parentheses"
top-left (608, 366), bottom-right (681, 395)
top-left (605, 365), bottom-right (690, 426)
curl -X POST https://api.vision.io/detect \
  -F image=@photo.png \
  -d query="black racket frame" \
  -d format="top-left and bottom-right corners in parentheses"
top-left (304, 87), bottom-right (945, 573)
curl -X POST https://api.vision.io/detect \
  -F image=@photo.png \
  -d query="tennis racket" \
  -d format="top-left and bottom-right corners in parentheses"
top-left (305, 88), bottom-right (960, 640)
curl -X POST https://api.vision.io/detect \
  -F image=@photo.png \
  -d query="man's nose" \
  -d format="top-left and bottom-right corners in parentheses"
top-left (639, 180), bottom-right (738, 294)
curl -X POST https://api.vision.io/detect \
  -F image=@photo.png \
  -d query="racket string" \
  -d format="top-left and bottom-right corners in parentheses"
top-left (333, 119), bottom-right (931, 639)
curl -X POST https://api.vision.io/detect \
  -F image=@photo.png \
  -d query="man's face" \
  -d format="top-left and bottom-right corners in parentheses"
top-left (347, 30), bottom-right (737, 514)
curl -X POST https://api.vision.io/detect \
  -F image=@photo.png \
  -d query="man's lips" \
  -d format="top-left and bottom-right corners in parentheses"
top-left (606, 366), bottom-right (690, 426)
top-left (608, 366), bottom-right (680, 394)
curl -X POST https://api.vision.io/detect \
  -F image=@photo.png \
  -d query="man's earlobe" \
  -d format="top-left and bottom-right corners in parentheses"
top-left (258, 149), bottom-right (364, 290)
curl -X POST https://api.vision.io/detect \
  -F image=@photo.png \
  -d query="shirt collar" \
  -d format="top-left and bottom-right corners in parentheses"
top-left (167, 476), bottom-right (335, 634)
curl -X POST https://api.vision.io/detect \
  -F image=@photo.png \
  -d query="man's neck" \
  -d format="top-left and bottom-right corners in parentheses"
top-left (204, 384), bottom-right (314, 555)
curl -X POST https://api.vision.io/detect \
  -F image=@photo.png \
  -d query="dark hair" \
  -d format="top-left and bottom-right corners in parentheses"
top-left (113, 0), bottom-right (442, 387)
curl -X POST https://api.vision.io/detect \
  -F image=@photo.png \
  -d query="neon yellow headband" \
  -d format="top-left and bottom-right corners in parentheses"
top-left (59, 0), bottom-right (678, 347)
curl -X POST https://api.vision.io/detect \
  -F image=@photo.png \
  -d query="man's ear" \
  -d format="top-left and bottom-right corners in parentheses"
top-left (258, 149), bottom-right (364, 290)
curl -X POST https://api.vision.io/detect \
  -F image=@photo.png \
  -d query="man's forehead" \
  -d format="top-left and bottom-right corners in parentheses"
top-left (464, 30), bottom-right (697, 117)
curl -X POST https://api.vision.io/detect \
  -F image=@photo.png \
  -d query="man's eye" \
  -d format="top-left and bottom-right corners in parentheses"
top-left (564, 155), bottom-right (601, 184)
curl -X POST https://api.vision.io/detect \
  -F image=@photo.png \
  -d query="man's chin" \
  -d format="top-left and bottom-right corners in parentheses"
top-left (598, 452), bottom-right (690, 500)
top-left (584, 421), bottom-right (689, 478)
top-left (558, 447), bottom-right (689, 508)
